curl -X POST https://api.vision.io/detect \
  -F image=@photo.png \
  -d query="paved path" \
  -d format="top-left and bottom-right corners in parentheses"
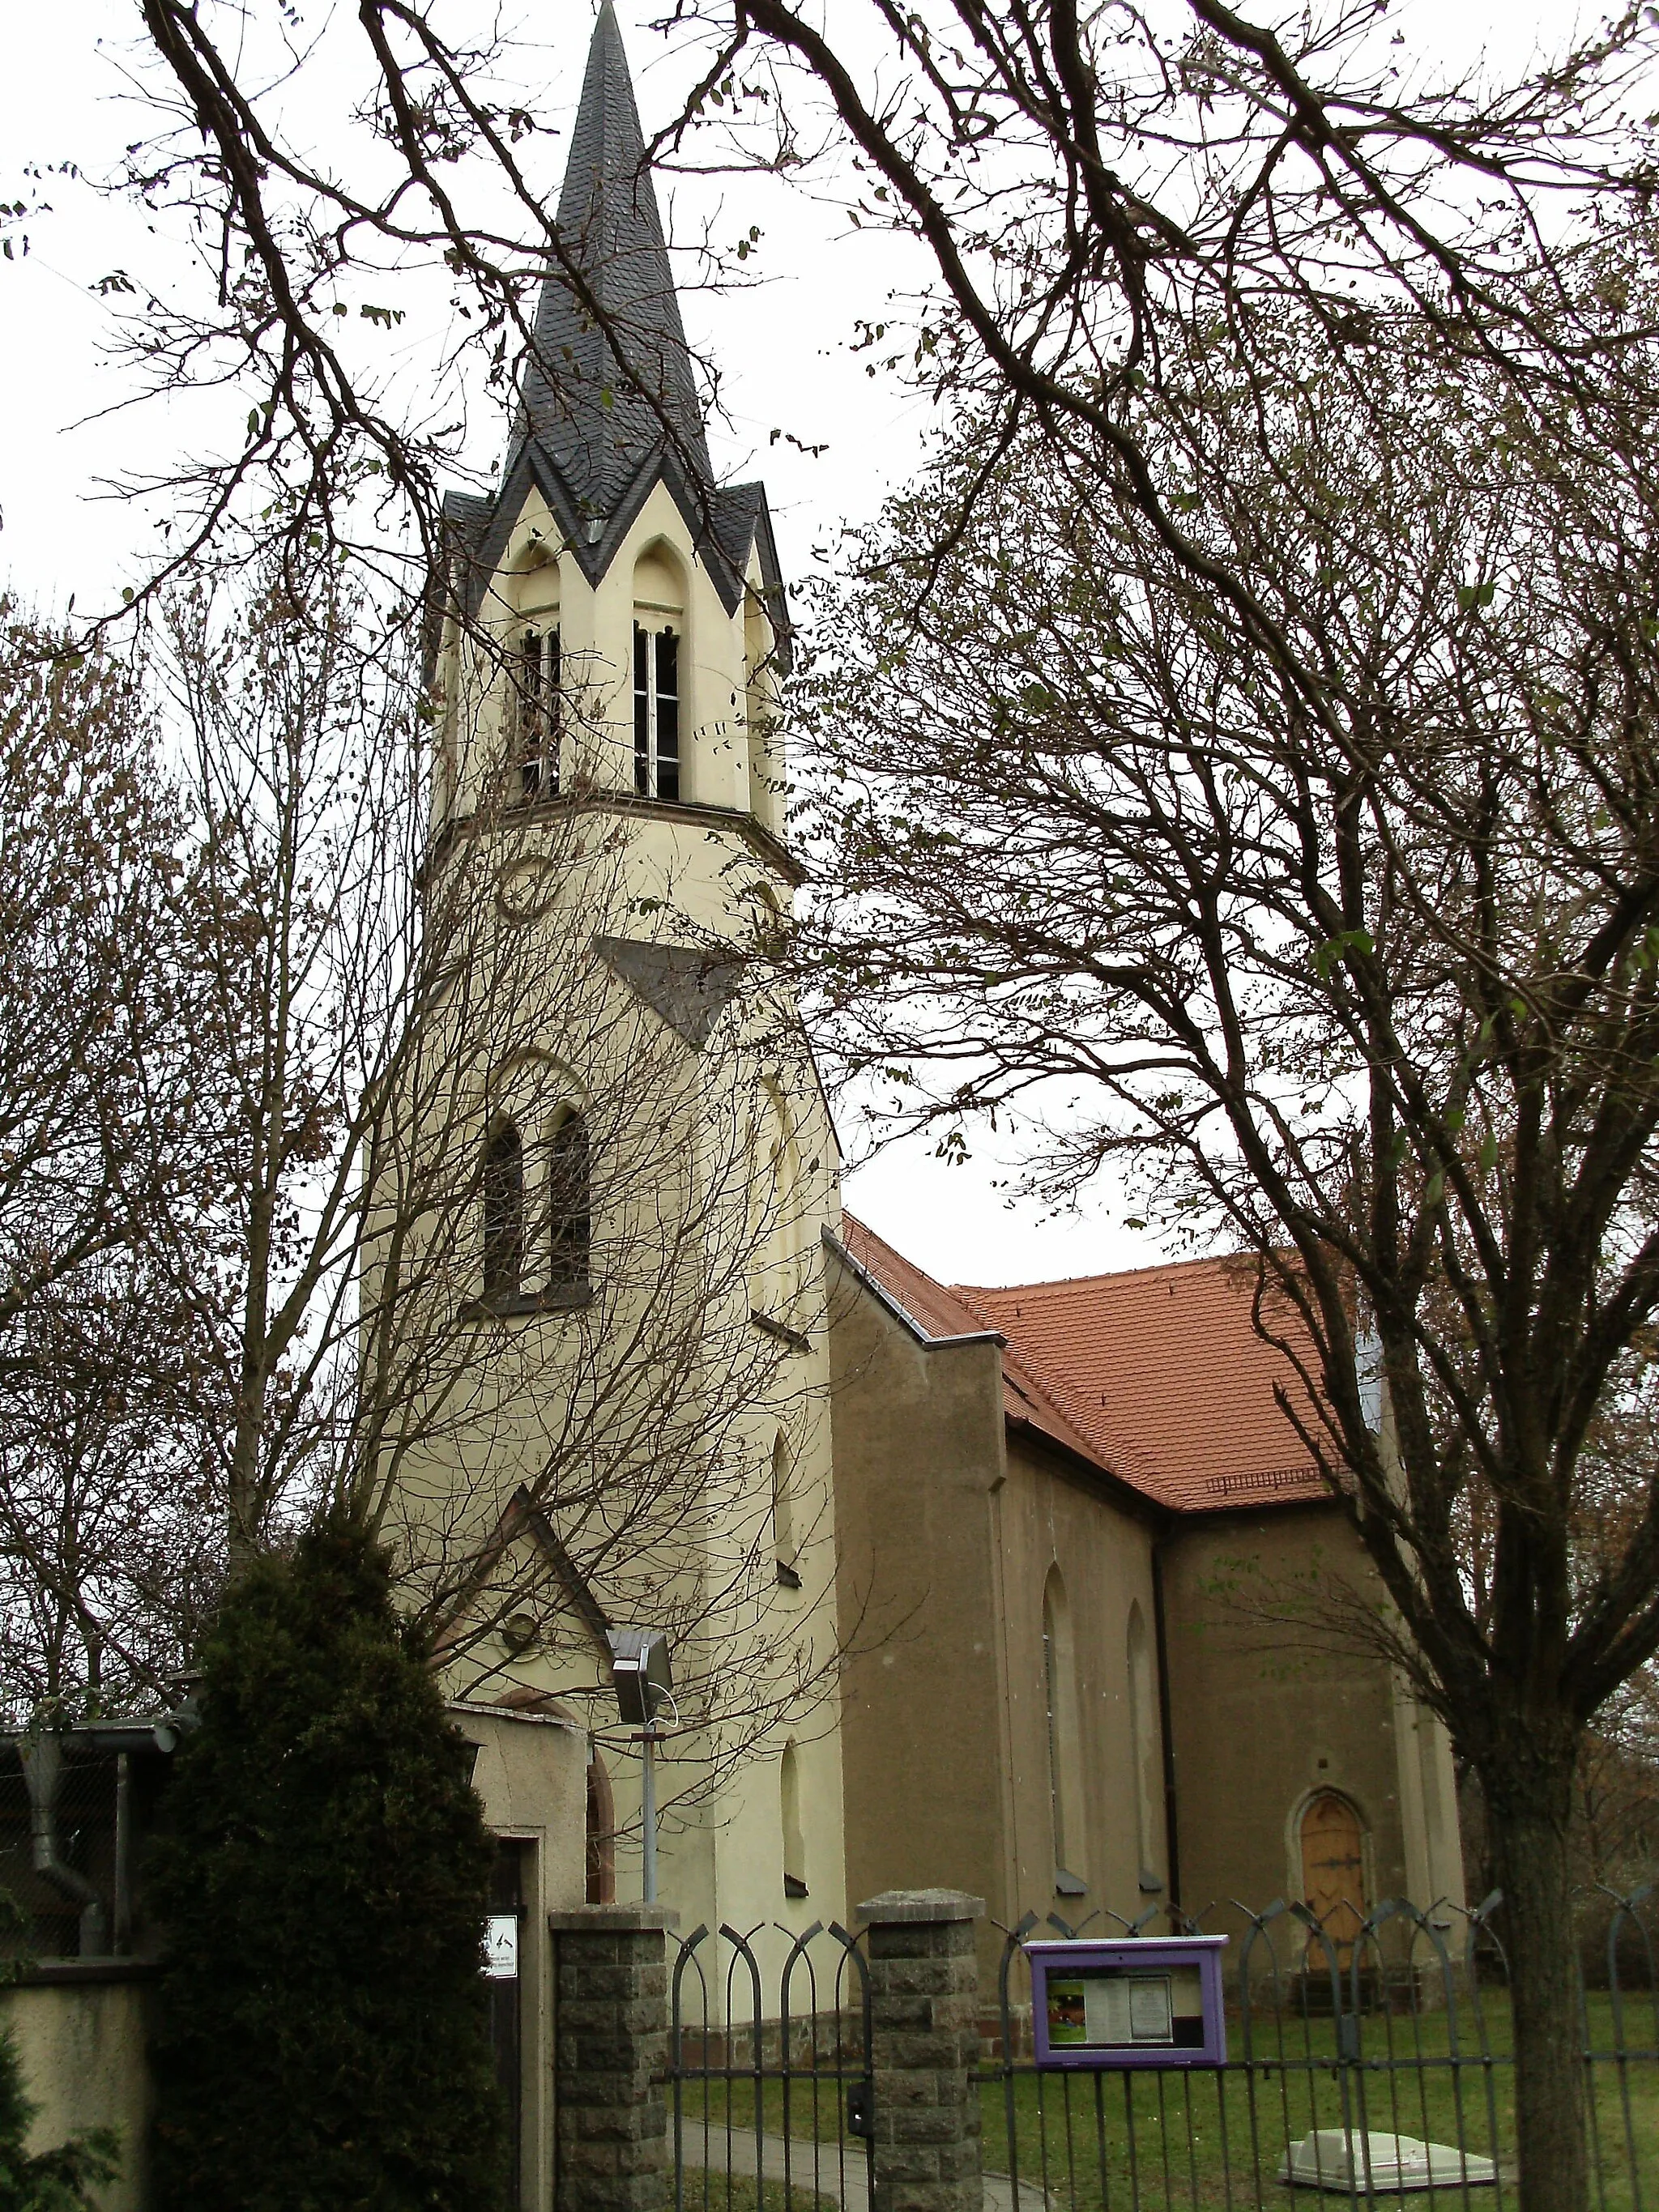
top-left (677, 2129), bottom-right (1046, 2212)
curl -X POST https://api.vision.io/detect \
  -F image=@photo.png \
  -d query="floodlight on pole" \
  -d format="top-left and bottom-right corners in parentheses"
top-left (607, 1627), bottom-right (673, 1903)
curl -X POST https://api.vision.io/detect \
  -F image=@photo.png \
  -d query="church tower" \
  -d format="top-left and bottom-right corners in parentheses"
top-left (409, 3), bottom-right (847, 1956)
top-left (433, 0), bottom-right (791, 854)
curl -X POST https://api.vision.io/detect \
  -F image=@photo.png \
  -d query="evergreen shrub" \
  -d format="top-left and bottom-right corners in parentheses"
top-left (148, 1511), bottom-right (506, 2211)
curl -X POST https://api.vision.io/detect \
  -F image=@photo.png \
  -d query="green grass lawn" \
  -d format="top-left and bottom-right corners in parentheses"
top-left (672, 1993), bottom-right (1659, 2210)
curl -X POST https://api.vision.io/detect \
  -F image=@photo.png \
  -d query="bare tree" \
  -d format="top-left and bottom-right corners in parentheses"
top-left (0, 560), bottom-right (843, 1825)
top-left (801, 250), bottom-right (1659, 2206)
top-left (19, 0), bottom-right (1644, 634)
top-left (0, 607), bottom-right (224, 1720)
top-left (0, 1252), bottom-right (225, 1725)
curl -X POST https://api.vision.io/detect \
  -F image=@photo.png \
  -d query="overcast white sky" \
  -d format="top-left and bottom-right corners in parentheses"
top-left (0, 0), bottom-right (1631, 1289)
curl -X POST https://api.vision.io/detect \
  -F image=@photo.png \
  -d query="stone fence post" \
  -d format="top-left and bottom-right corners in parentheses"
top-left (548, 1903), bottom-right (678, 2212)
top-left (859, 1889), bottom-right (986, 2212)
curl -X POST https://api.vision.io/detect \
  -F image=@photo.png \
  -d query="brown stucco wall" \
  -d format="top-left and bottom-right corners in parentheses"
top-left (829, 1254), bottom-right (1176, 1983)
top-left (993, 1434), bottom-right (1166, 1928)
top-left (830, 1253), bottom-right (1448, 2000)
top-left (1158, 1504), bottom-right (1410, 1950)
top-left (829, 1253), bottom-right (1009, 1966)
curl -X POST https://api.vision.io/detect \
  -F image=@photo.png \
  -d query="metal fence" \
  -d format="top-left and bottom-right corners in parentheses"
top-left (982, 1892), bottom-right (1659, 2211)
top-left (660, 1895), bottom-right (1659, 2212)
top-left (667, 1920), bottom-right (876, 2212)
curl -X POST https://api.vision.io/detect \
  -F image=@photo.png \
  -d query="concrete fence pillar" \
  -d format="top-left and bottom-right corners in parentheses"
top-left (859, 1889), bottom-right (986, 2212)
top-left (548, 1903), bottom-right (678, 2212)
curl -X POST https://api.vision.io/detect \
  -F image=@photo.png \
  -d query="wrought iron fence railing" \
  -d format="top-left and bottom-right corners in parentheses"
top-left (658, 1892), bottom-right (1659, 2210)
top-left (979, 1890), bottom-right (1659, 2211)
top-left (667, 1919), bottom-right (876, 2212)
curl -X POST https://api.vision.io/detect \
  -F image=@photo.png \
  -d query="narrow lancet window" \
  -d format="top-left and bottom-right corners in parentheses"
top-left (1043, 1579), bottom-right (1067, 1873)
top-left (772, 1431), bottom-right (799, 1587)
top-left (633, 622), bottom-right (680, 801)
top-left (781, 1741), bottom-right (807, 1898)
top-left (1043, 1566), bottom-right (1085, 1893)
top-left (482, 1119), bottom-right (525, 1304)
top-left (548, 1112), bottom-right (591, 1289)
top-left (514, 628), bottom-right (560, 802)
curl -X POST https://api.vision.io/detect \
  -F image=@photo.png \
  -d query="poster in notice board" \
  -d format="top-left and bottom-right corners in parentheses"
top-left (1026, 1937), bottom-right (1228, 2069)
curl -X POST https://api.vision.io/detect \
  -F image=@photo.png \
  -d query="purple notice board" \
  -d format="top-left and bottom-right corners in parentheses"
top-left (1026, 1937), bottom-right (1229, 2069)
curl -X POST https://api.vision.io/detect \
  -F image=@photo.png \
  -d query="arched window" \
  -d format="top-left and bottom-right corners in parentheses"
top-left (781, 1741), bottom-right (808, 1898)
top-left (772, 1431), bottom-right (799, 1587)
top-left (1127, 1601), bottom-right (1160, 1886)
top-left (482, 1118), bottom-right (525, 1303)
top-left (1043, 1567), bottom-right (1085, 1893)
top-left (586, 1748), bottom-right (616, 1906)
top-left (747, 881), bottom-right (788, 961)
top-left (548, 1111), bottom-right (591, 1289)
top-left (748, 1082), bottom-right (800, 1319)
top-left (632, 546), bottom-right (684, 803)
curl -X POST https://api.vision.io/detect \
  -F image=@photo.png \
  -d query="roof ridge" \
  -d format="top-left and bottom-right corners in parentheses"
top-left (956, 1247), bottom-right (1265, 1298)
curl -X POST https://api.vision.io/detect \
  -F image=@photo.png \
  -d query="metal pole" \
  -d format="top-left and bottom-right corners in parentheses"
top-left (642, 1729), bottom-right (658, 1903)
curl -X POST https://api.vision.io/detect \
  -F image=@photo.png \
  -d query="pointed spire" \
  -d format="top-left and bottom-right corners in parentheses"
top-left (519, 3), bottom-right (712, 520)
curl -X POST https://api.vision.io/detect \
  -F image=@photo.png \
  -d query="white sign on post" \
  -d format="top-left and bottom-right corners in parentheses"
top-left (482, 1913), bottom-right (519, 1980)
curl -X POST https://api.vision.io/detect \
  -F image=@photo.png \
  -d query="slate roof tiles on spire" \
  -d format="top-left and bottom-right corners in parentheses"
top-left (449, 6), bottom-right (784, 626)
top-left (519, 1), bottom-right (712, 518)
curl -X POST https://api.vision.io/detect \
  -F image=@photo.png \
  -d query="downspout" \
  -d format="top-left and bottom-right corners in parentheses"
top-left (113, 1751), bottom-right (133, 1956)
top-left (16, 1728), bottom-right (107, 1955)
top-left (1150, 1534), bottom-right (1183, 1918)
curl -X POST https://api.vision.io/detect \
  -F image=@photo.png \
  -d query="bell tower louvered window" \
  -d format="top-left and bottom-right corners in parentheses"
top-left (514, 628), bottom-right (560, 802)
top-left (633, 623), bottom-right (680, 801)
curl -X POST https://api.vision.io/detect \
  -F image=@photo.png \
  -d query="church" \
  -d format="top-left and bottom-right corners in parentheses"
top-left (406, 0), bottom-right (1463, 2027)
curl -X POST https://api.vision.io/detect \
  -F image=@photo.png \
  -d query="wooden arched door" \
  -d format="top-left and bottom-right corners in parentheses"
top-left (1300, 1791), bottom-right (1367, 1970)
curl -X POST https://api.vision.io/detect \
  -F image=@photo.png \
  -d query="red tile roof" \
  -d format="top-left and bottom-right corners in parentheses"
top-left (839, 1217), bottom-right (1329, 1515)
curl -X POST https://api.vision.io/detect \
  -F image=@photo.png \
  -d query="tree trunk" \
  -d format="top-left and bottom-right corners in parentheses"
top-left (1482, 1755), bottom-right (1587, 2212)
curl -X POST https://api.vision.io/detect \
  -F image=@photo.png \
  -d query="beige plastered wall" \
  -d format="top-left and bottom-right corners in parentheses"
top-left (3, 1973), bottom-right (151, 2212)
top-left (452, 1703), bottom-right (586, 2212)
top-left (1158, 1502), bottom-right (1462, 1957)
top-left (436, 477), bottom-right (783, 841)
top-left (408, 472), bottom-right (848, 1994)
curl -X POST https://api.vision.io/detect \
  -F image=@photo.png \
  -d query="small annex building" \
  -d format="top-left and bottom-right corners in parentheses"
top-left (827, 1220), bottom-right (1465, 1973)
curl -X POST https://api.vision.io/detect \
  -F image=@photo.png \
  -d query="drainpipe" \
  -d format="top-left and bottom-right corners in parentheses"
top-left (17, 1727), bottom-right (107, 1956)
top-left (1150, 1535), bottom-right (1183, 1918)
top-left (113, 1751), bottom-right (133, 1956)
